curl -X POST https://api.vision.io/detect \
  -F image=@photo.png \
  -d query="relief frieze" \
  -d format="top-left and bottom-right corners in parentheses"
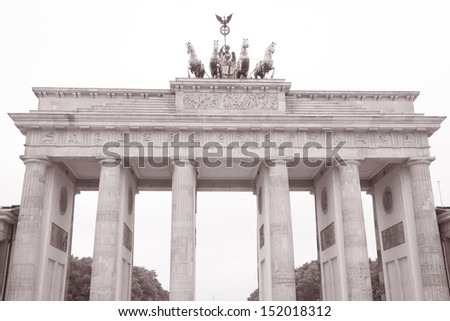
top-left (30, 129), bottom-right (427, 149)
top-left (183, 93), bottom-right (278, 110)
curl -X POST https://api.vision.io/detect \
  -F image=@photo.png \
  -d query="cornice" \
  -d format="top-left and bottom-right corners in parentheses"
top-left (287, 90), bottom-right (419, 102)
top-left (31, 84), bottom-right (419, 102)
top-left (8, 111), bottom-right (445, 137)
top-left (32, 87), bottom-right (173, 99)
top-left (170, 78), bottom-right (291, 92)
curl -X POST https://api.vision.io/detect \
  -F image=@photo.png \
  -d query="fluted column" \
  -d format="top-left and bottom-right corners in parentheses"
top-left (90, 159), bottom-right (122, 300)
top-left (268, 160), bottom-right (296, 300)
top-left (170, 160), bottom-right (197, 301)
top-left (407, 158), bottom-right (450, 300)
top-left (6, 157), bottom-right (50, 300)
top-left (339, 160), bottom-right (372, 300)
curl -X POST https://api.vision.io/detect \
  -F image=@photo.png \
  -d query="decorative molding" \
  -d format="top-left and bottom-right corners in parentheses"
top-left (382, 221), bottom-right (405, 251)
top-left (32, 87), bottom-right (173, 99)
top-left (123, 223), bottom-right (133, 252)
top-left (170, 78), bottom-right (291, 93)
top-left (59, 187), bottom-right (68, 215)
top-left (27, 128), bottom-right (430, 150)
top-left (288, 90), bottom-right (419, 102)
top-left (406, 157), bottom-right (435, 168)
top-left (320, 222), bottom-right (336, 251)
top-left (259, 224), bottom-right (265, 249)
top-left (41, 131), bottom-right (55, 144)
top-left (320, 187), bottom-right (328, 214)
top-left (383, 186), bottom-right (393, 214)
top-left (128, 186), bottom-right (134, 215)
top-left (182, 93), bottom-right (278, 110)
top-left (50, 222), bottom-right (68, 252)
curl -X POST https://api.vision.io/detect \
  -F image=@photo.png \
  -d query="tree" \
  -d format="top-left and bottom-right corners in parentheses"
top-left (131, 266), bottom-right (169, 301)
top-left (66, 255), bottom-right (168, 301)
top-left (246, 261), bottom-right (320, 301)
top-left (248, 258), bottom-right (382, 301)
top-left (369, 258), bottom-right (383, 301)
top-left (295, 260), bottom-right (321, 301)
top-left (247, 288), bottom-right (259, 301)
top-left (66, 256), bottom-right (92, 301)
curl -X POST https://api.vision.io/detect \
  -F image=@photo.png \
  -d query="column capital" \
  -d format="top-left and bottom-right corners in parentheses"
top-left (170, 158), bottom-right (199, 169)
top-left (340, 158), bottom-right (363, 167)
top-left (262, 157), bottom-right (293, 169)
top-left (20, 156), bottom-right (51, 167)
top-left (96, 156), bottom-right (121, 167)
top-left (271, 157), bottom-right (292, 165)
top-left (406, 157), bottom-right (435, 168)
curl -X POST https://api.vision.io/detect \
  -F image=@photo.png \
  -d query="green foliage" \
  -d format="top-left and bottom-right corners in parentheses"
top-left (295, 260), bottom-right (321, 301)
top-left (66, 255), bottom-right (168, 301)
top-left (247, 288), bottom-right (259, 301)
top-left (66, 256), bottom-right (92, 301)
top-left (131, 266), bottom-right (169, 301)
top-left (247, 258), bottom-right (383, 301)
top-left (369, 258), bottom-right (383, 301)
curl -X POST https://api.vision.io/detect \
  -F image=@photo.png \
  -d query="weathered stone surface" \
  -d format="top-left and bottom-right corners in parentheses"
top-left (407, 158), bottom-right (450, 300)
top-left (6, 158), bottom-right (50, 300)
top-left (90, 161), bottom-right (122, 301)
top-left (381, 222), bottom-right (405, 251)
top-left (339, 160), bottom-right (373, 300)
top-left (5, 79), bottom-right (449, 301)
top-left (268, 161), bottom-right (296, 300)
top-left (169, 161), bottom-right (197, 301)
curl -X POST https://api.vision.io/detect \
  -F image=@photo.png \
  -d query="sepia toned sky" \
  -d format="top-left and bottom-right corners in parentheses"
top-left (1, 0), bottom-right (450, 300)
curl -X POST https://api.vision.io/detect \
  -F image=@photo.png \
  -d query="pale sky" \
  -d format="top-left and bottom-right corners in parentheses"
top-left (1, 0), bottom-right (450, 301)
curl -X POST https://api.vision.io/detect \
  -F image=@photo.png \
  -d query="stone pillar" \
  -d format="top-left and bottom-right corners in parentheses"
top-left (256, 161), bottom-right (296, 300)
top-left (268, 160), bottom-right (296, 300)
top-left (407, 158), bottom-right (450, 300)
top-left (338, 160), bottom-right (372, 300)
top-left (6, 157), bottom-right (50, 300)
top-left (170, 160), bottom-right (197, 301)
top-left (90, 159), bottom-right (122, 301)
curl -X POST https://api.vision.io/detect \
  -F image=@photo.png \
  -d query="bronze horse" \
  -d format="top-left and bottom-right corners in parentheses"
top-left (236, 38), bottom-right (250, 79)
top-left (209, 40), bottom-right (222, 79)
top-left (252, 42), bottom-right (276, 79)
top-left (186, 42), bottom-right (205, 78)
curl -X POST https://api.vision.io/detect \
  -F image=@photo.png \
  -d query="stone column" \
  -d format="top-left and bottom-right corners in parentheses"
top-left (338, 160), bottom-right (372, 300)
top-left (170, 160), bottom-right (197, 301)
top-left (6, 157), bottom-right (50, 300)
top-left (90, 159), bottom-right (122, 301)
top-left (407, 158), bottom-right (450, 300)
top-left (268, 160), bottom-right (296, 300)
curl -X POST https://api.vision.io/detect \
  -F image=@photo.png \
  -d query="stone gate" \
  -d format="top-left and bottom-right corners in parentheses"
top-left (3, 78), bottom-right (450, 300)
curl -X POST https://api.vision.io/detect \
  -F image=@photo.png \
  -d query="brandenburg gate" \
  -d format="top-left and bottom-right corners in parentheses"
top-left (3, 77), bottom-right (450, 301)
